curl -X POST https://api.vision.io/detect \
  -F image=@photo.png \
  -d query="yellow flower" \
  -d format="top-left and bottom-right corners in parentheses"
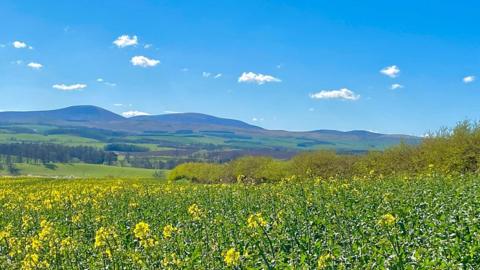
top-left (188, 204), bottom-right (203, 221)
top-left (60, 237), bottom-right (74, 253)
top-left (94, 227), bottom-right (117, 258)
top-left (71, 214), bottom-right (81, 224)
top-left (317, 253), bottom-right (334, 269)
top-left (38, 220), bottom-right (54, 241)
top-left (247, 213), bottom-right (267, 228)
top-left (31, 238), bottom-right (42, 251)
top-left (0, 224), bottom-right (13, 240)
top-left (133, 222), bottom-right (150, 240)
top-left (163, 224), bottom-right (178, 239)
top-left (378, 213), bottom-right (396, 226)
top-left (224, 248), bottom-right (240, 267)
top-left (22, 253), bottom-right (39, 270)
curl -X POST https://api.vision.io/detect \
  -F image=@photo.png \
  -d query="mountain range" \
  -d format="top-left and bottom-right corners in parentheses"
top-left (0, 105), bottom-right (420, 152)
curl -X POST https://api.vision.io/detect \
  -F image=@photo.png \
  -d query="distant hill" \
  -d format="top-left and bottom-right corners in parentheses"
top-left (0, 105), bottom-right (123, 124)
top-left (0, 105), bottom-right (420, 152)
top-left (131, 113), bottom-right (262, 130)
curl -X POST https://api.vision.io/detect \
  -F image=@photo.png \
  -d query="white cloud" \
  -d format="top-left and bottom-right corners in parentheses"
top-left (104, 82), bottom-right (117, 87)
top-left (463, 75), bottom-right (475, 84)
top-left (181, 68), bottom-right (189, 72)
top-left (252, 117), bottom-right (264, 122)
top-left (238, 72), bottom-right (281, 85)
top-left (130, 56), bottom-right (160, 67)
top-left (310, 88), bottom-right (360, 101)
top-left (12, 41), bottom-right (28, 49)
top-left (113, 103), bottom-right (123, 106)
top-left (27, 62), bottom-right (43, 70)
top-left (202, 72), bottom-right (222, 79)
top-left (121, 110), bottom-right (151, 118)
top-left (52, 83), bottom-right (87, 91)
top-left (380, 65), bottom-right (400, 78)
top-left (391, 83), bottom-right (404, 90)
top-left (113, 35), bottom-right (138, 48)
top-left (163, 110), bottom-right (181, 114)
top-left (144, 44), bottom-right (152, 49)
top-left (97, 78), bottom-right (116, 87)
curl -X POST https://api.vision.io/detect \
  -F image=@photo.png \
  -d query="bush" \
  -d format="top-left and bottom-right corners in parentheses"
top-left (169, 121), bottom-right (480, 184)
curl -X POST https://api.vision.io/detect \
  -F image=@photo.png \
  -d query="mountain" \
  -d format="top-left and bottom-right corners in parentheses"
top-left (130, 113), bottom-right (262, 131)
top-left (0, 105), bottom-right (124, 124)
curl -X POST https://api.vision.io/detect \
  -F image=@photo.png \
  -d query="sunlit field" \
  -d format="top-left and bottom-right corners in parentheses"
top-left (0, 175), bottom-right (479, 269)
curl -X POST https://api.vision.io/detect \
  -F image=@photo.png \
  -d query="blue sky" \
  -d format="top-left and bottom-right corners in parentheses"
top-left (0, 0), bottom-right (479, 135)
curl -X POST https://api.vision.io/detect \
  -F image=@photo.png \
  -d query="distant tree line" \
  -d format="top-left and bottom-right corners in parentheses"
top-left (0, 143), bottom-right (117, 165)
top-left (169, 121), bottom-right (480, 183)
top-left (104, 143), bottom-right (150, 153)
top-left (122, 154), bottom-right (195, 169)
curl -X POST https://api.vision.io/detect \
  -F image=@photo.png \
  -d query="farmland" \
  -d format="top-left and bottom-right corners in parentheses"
top-left (0, 175), bottom-right (478, 269)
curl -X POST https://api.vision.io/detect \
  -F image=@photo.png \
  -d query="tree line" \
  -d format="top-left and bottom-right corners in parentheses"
top-left (0, 143), bottom-right (117, 165)
top-left (169, 121), bottom-right (480, 183)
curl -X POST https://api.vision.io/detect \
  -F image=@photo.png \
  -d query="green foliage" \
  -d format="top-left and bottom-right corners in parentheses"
top-left (104, 143), bottom-right (150, 152)
top-left (170, 121), bottom-right (480, 183)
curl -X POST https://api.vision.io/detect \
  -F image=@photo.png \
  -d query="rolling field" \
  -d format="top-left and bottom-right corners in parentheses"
top-left (0, 175), bottom-right (478, 269)
top-left (0, 163), bottom-right (161, 178)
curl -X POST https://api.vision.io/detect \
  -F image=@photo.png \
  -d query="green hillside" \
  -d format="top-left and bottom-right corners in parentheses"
top-left (0, 163), bottom-right (162, 178)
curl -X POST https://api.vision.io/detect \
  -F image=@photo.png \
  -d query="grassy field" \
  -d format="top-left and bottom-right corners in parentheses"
top-left (0, 175), bottom-right (478, 268)
top-left (0, 163), bottom-right (161, 178)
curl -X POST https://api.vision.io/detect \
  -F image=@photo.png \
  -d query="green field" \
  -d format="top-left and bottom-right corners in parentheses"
top-left (0, 163), bottom-right (162, 178)
top-left (0, 175), bottom-right (478, 268)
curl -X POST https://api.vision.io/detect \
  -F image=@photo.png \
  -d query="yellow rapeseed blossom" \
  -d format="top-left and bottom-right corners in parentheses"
top-left (378, 213), bottom-right (396, 226)
top-left (188, 203), bottom-right (203, 221)
top-left (317, 253), bottom-right (334, 269)
top-left (134, 221), bottom-right (150, 240)
top-left (71, 214), bottom-right (82, 224)
top-left (224, 248), bottom-right (240, 267)
top-left (38, 220), bottom-right (54, 241)
top-left (247, 213), bottom-right (267, 228)
top-left (163, 224), bottom-right (178, 239)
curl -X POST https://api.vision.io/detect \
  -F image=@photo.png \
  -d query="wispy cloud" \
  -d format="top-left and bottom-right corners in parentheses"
top-left (131, 56), bottom-right (160, 67)
top-left (203, 72), bottom-right (222, 79)
top-left (122, 110), bottom-right (151, 117)
top-left (113, 35), bottom-right (138, 48)
top-left (113, 103), bottom-right (123, 107)
top-left (463, 75), bottom-right (475, 84)
top-left (238, 72), bottom-right (281, 85)
top-left (27, 62), bottom-right (43, 70)
top-left (163, 110), bottom-right (181, 114)
top-left (310, 88), bottom-right (360, 100)
top-left (380, 65), bottom-right (400, 78)
top-left (391, 83), bottom-right (404, 90)
top-left (97, 78), bottom-right (117, 87)
top-left (52, 83), bottom-right (87, 91)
